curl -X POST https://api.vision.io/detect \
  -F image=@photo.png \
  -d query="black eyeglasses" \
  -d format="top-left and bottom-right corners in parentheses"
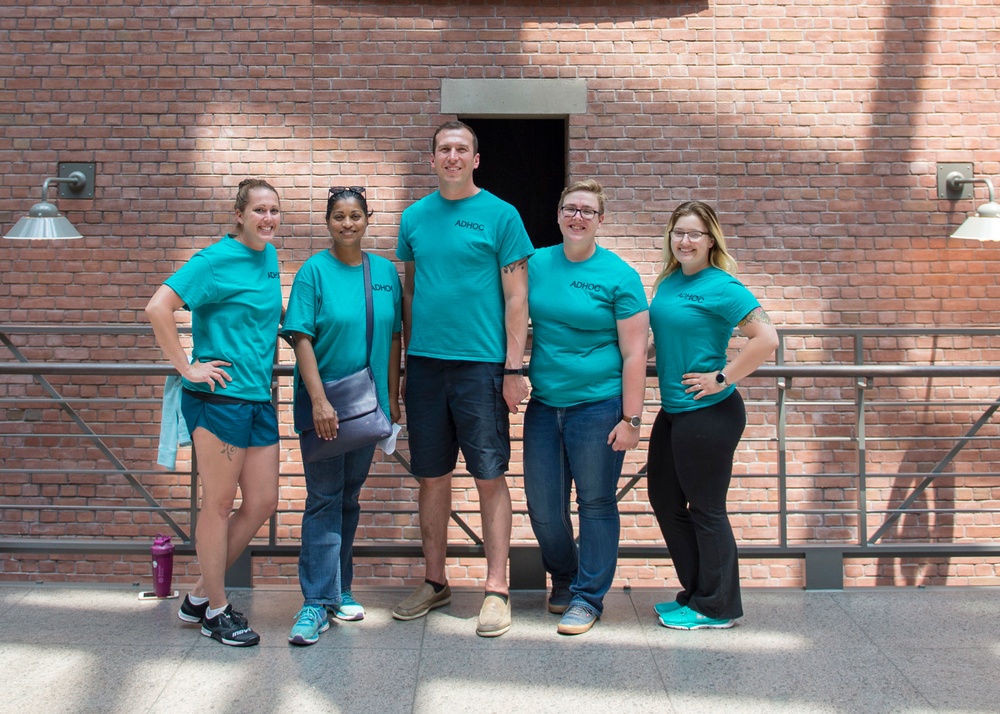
top-left (560, 206), bottom-right (600, 220)
top-left (328, 186), bottom-right (366, 198)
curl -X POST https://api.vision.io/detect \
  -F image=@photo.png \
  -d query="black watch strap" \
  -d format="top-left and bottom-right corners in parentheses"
top-left (503, 367), bottom-right (526, 376)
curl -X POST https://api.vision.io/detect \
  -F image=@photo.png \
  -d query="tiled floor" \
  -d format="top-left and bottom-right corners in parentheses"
top-left (1, 584), bottom-right (998, 713)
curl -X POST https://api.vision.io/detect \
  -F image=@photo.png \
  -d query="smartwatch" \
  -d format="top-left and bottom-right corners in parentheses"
top-left (715, 371), bottom-right (729, 386)
top-left (622, 415), bottom-right (642, 428)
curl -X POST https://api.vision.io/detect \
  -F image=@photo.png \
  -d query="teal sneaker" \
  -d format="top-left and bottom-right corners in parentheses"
top-left (653, 600), bottom-right (683, 616)
top-left (658, 605), bottom-right (734, 630)
top-left (288, 605), bottom-right (330, 646)
top-left (333, 591), bottom-right (365, 621)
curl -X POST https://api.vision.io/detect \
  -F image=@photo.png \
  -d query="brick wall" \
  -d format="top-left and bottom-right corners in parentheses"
top-left (2, 0), bottom-right (1000, 589)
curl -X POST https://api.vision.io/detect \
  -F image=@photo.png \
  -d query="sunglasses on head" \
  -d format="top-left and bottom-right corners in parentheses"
top-left (328, 186), bottom-right (366, 198)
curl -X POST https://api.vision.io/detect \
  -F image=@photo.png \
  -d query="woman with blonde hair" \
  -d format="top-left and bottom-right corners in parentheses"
top-left (647, 200), bottom-right (777, 630)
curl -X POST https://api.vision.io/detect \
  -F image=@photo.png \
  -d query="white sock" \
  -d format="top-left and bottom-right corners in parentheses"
top-left (188, 594), bottom-right (209, 606)
top-left (205, 604), bottom-right (228, 620)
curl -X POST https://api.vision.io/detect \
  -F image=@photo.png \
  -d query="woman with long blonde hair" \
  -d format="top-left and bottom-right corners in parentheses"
top-left (646, 201), bottom-right (777, 630)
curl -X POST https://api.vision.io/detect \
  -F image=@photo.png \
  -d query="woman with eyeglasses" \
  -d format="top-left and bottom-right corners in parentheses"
top-left (647, 201), bottom-right (778, 630)
top-left (146, 178), bottom-right (283, 647)
top-left (282, 186), bottom-right (402, 646)
top-left (523, 179), bottom-right (649, 635)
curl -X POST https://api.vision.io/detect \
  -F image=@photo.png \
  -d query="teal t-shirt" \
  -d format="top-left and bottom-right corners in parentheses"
top-left (396, 189), bottom-right (534, 362)
top-left (164, 234), bottom-right (282, 402)
top-left (282, 251), bottom-right (402, 422)
top-left (528, 245), bottom-right (648, 407)
top-left (649, 266), bottom-right (760, 413)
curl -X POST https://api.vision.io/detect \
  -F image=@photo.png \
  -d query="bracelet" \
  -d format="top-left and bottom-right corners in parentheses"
top-left (503, 367), bottom-right (526, 376)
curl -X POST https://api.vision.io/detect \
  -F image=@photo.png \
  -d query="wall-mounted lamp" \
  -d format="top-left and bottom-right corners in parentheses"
top-left (3, 163), bottom-right (96, 240)
top-left (937, 162), bottom-right (1000, 242)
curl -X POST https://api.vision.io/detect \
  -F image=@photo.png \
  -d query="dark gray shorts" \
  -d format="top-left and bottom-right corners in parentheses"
top-left (403, 356), bottom-right (510, 480)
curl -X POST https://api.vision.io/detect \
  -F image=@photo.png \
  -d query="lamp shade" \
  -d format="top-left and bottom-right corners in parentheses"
top-left (950, 199), bottom-right (1000, 242)
top-left (3, 201), bottom-right (82, 240)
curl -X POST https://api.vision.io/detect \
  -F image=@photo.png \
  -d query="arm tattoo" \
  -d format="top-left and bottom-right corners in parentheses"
top-left (738, 306), bottom-right (773, 327)
top-left (501, 258), bottom-right (528, 274)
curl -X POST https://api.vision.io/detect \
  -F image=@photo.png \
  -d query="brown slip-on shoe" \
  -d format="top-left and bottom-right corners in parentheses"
top-left (476, 593), bottom-right (512, 637)
top-left (392, 582), bottom-right (452, 621)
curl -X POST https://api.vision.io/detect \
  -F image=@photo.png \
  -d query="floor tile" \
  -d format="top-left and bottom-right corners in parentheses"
top-left (0, 584), bottom-right (996, 713)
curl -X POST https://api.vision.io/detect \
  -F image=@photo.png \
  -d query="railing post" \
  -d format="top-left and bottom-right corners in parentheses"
top-left (775, 333), bottom-right (789, 548)
top-left (777, 376), bottom-right (788, 548)
top-left (509, 546), bottom-right (546, 589)
top-left (804, 548), bottom-right (844, 590)
top-left (854, 333), bottom-right (868, 547)
top-left (225, 548), bottom-right (254, 588)
top-left (856, 376), bottom-right (872, 547)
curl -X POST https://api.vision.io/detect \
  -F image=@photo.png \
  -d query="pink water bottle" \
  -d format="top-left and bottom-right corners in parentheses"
top-left (151, 535), bottom-right (175, 598)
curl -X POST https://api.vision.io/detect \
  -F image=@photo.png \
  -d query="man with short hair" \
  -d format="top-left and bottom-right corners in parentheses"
top-left (393, 120), bottom-right (533, 637)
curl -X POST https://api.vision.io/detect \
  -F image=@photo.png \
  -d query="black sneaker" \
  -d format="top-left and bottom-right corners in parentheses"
top-left (547, 584), bottom-right (572, 614)
top-left (201, 604), bottom-right (260, 647)
top-left (178, 594), bottom-right (209, 623)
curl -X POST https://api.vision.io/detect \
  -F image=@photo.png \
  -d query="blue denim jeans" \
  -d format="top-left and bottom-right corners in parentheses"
top-left (298, 443), bottom-right (375, 607)
top-left (523, 396), bottom-right (624, 614)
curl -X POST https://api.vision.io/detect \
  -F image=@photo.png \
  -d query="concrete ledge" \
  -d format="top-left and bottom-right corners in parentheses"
top-left (441, 78), bottom-right (587, 116)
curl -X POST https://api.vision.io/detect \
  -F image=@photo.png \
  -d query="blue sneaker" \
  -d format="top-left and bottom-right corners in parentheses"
top-left (547, 584), bottom-right (572, 614)
top-left (557, 602), bottom-right (599, 635)
top-left (333, 591), bottom-right (365, 621)
top-left (653, 600), bottom-right (683, 616)
top-left (288, 605), bottom-right (330, 646)
top-left (658, 605), bottom-right (734, 630)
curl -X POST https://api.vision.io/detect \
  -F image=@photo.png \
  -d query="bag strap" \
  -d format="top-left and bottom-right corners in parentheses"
top-left (362, 252), bottom-right (374, 367)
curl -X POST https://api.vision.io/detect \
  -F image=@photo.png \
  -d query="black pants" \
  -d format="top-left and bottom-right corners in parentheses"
top-left (646, 391), bottom-right (746, 620)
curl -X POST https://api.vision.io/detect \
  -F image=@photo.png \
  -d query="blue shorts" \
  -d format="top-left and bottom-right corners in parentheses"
top-left (404, 356), bottom-right (510, 480)
top-left (181, 389), bottom-right (279, 449)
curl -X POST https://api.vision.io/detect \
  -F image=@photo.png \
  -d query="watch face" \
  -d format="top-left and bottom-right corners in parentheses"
top-left (627, 416), bottom-right (641, 427)
top-left (715, 372), bottom-right (726, 384)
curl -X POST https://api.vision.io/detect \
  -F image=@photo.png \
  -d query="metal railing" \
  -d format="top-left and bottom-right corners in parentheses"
top-left (3, 324), bottom-right (1000, 589)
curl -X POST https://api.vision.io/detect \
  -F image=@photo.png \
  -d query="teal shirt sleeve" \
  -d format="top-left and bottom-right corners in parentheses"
top-left (396, 209), bottom-right (414, 262)
top-left (282, 259), bottom-right (320, 339)
top-left (612, 264), bottom-right (648, 321)
top-left (166, 254), bottom-right (219, 310)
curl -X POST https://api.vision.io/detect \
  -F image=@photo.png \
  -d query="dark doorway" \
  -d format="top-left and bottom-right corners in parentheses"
top-left (462, 117), bottom-right (565, 249)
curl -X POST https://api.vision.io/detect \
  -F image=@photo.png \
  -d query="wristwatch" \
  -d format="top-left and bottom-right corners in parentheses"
top-left (503, 367), bottom-right (526, 376)
top-left (622, 415), bottom-right (642, 428)
top-left (715, 371), bottom-right (729, 386)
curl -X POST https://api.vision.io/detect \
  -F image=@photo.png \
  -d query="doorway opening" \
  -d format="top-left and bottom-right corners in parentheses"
top-left (461, 117), bottom-right (566, 249)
